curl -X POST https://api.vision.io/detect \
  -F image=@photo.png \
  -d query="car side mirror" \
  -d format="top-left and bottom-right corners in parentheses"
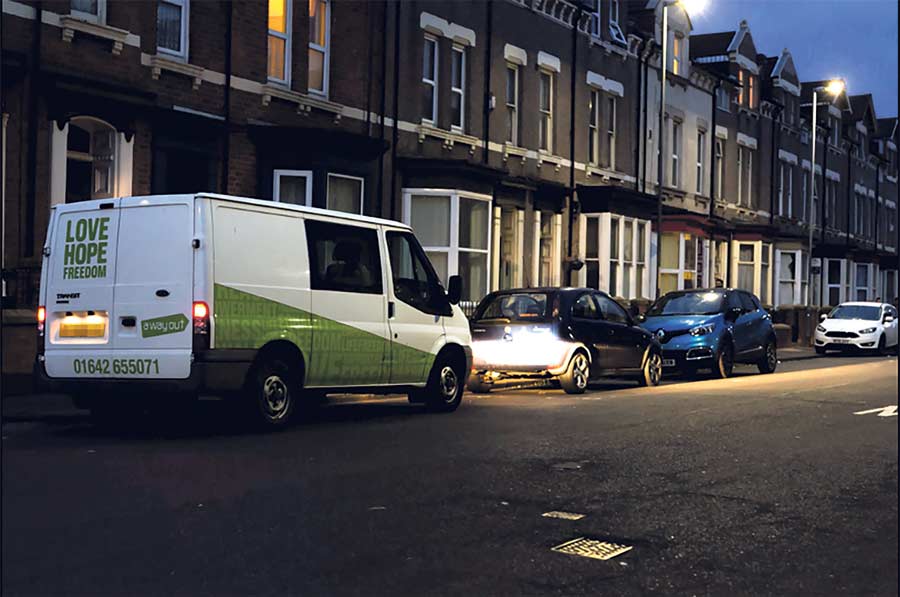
top-left (884, 314), bottom-right (895, 324)
top-left (447, 275), bottom-right (462, 305)
top-left (725, 307), bottom-right (742, 322)
top-left (819, 313), bottom-right (828, 322)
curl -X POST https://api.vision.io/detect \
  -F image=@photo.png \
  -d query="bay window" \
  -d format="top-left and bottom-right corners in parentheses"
top-left (536, 211), bottom-right (561, 287)
top-left (825, 258), bottom-right (844, 306)
top-left (659, 232), bottom-right (697, 295)
top-left (737, 243), bottom-right (754, 292)
top-left (776, 250), bottom-right (808, 306)
top-left (403, 189), bottom-right (491, 304)
top-left (582, 214), bottom-right (651, 299)
top-left (855, 263), bottom-right (872, 301)
top-left (498, 206), bottom-right (523, 290)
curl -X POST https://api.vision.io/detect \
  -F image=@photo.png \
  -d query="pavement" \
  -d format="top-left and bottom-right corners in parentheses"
top-left (1, 354), bottom-right (897, 596)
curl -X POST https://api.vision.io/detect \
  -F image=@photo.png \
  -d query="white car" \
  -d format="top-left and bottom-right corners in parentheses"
top-left (814, 302), bottom-right (899, 355)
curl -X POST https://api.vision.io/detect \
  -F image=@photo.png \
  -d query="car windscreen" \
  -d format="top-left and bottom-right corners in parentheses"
top-left (828, 305), bottom-right (881, 320)
top-left (647, 291), bottom-right (725, 316)
top-left (474, 293), bottom-right (551, 322)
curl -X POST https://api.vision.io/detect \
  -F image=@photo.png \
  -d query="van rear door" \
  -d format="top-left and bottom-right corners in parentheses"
top-left (43, 196), bottom-right (195, 379)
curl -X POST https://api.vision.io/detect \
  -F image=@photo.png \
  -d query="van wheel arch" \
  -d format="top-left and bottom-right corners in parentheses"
top-left (250, 340), bottom-right (306, 387)
top-left (435, 343), bottom-right (467, 374)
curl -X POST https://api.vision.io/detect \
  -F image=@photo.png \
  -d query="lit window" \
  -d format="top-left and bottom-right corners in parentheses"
top-left (422, 36), bottom-right (438, 124)
top-left (308, 0), bottom-right (330, 95)
top-left (267, 0), bottom-right (291, 83)
top-left (157, 0), bottom-right (189, 60)
top-left (737, 70), bottom-right (745, 105)
top-left (672, 33), bottom-right (683, 76)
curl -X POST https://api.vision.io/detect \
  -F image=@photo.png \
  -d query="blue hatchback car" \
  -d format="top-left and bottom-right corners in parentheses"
top-left (638, 288), bottom-right (778, 378)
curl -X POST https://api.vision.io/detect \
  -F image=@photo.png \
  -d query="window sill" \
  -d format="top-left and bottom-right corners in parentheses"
top-left (261, 84), bottom-right (343, 123)
top-left (536, 150), bottom-right (563, 172)
top-left (60, 15), bottom-right (131, 55)
top-left (502, 143), bottom-right (528, 164)
top-left (585, 165), bottom-right (634, 184)
top-left (417, 124), bottom-right (479, 154)
top-left (147, 55), bottom-right (204, 89)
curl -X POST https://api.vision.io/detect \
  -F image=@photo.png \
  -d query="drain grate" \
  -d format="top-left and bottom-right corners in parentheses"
top-left (551, 537), bottom-right (633, 561)
top-left (542, 511), bottom-right (586, 521)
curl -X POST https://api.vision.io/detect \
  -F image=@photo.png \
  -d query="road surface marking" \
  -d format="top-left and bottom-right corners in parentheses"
top-left (542, 511), bottom-right (586, 520)
top-left (853, 405), bottom-right (898, 417)
top-left (552, 537), bottom-right (632, 560)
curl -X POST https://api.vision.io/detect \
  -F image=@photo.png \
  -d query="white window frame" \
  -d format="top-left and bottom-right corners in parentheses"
top-left (670, 119), bottom-right (681, 188)
top-left (65, 116), bottom-right (119, 201)
top-left (505, 63), bottom-right (519, 145)
top-left (539, 70), bottom-right (554, 153)
top-left (824, 258), bottom-right (846, 306)
top-left (71, 0), bottom-right (106, 24)
top-left (273, 169), bottom-right (313, 206)
top-left (715, 138), bottom-right (724, 200)
top-left (775, 249), bottom-right (807, 306)
top-left (659, 232), bottom-right (698, 292)
top-left (589, 89), bottom-right (600, 166)
top-left (450, 45), bottom-right (466, 133)
top-left (730, 240), bottom-right (771, 302)
top-left (422, 35), bottom-right (439, 125)
top-left (605, 94), bottom-right (616, 170)
top-left (401, 188), bottom-right (492, 300)
top-left (696, 130), bottom-right (706, 195)
top-left (326, 173), bottom-right (365, 214)
top-left (267, 0), bottom-right (292, 85)
top-left (308, 0), bottom-right (331, 96)
top-left (156, 0), bottom-right (190, 61)
top-left (716, 87), bottom-right (730, 112)
top-left (535, 211), bottom-right (562, 287)
top-left (588, 0), bottom-right (601, 37)
top-left (581, 213), bottom-right (651, 299)
top-left (855, 263), bottom-right (871, 301)
top-left (608, 0), bottom-right (626, 43)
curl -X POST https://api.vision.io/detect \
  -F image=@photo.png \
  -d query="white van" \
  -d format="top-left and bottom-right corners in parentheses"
top-left (36, 193), bottom-right (472, 427)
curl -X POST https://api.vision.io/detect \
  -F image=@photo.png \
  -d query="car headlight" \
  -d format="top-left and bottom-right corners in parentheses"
top-left (859, 327), bottom-right (877, 334)
top-left (816, 325), bottom-right (826, 332)
top-left (690, 323), bottom-right (715, 336)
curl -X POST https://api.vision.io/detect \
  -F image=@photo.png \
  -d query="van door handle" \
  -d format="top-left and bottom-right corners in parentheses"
top-left (388, 301), bottom-right (395, 319)
top-left (156, 289), bottom-right (170, 297)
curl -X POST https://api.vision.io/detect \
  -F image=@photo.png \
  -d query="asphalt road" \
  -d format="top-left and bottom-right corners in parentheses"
top-left (2, 355), bottom-right (897, 596)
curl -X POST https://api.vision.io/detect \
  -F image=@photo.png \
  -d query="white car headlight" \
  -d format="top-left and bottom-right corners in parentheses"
top-left (816, 325), bottom-right (826, 332)
top-left (690, 323), bottom-right (715, 336)
top-left (859, 327), bottom-right (877, 334)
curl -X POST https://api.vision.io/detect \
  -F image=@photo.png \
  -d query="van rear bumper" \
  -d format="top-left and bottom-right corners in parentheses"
top-left (34, 350), bottom-right (253, 396)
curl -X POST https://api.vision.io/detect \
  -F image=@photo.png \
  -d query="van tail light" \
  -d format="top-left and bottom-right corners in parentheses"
top-left (192, 301), bottom-right (210, 350)
top-left (37, 306), bottom-right (46, 355)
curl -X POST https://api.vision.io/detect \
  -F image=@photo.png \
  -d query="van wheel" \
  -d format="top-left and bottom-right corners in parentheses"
top-left (713, 343), bottom-right (734, 379)
top-left (638, 350), bottom-right (662, 387)
top-left (559, 351), bottom-right (590, 394)
top-left (757, 340), bottom-right (778, 374)
top-left (246, 356), bottom-right (298, 429)
top-left (423, 354), bottom-right (465, 412)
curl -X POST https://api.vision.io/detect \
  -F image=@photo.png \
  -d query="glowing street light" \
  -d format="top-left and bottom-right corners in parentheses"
top-left (806, 78), bottom-right (845, 306)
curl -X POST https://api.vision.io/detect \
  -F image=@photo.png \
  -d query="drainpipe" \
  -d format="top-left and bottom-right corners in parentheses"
top-left (376, 1), bottom-right (388, 217)
top-left (639, 44), bottom-right (649, 193)
top-left (565, 5), bottom-right (580, 285)
top-left (365, 0), bottom-right (373, 133)
top-left (388, 0), bottom-right (401, 221)
top-left (24, 1), bottom-right (43, 259)
top-left (482, 0), bottom-right (493, 165)
top-left (221, 0), bottom-right (233, 193)
top-left (874, 160), bottom-right (880, 249)
top-left (846, 141), bottom-right (853, 248)
top-left (633, 39), bottom-right (642, 190)
top-left (709, 78), bottom-right (719, 218)
top-left (821, 124), bottom-right (829, 244)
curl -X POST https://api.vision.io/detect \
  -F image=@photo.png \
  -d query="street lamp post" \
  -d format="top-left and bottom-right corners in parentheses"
top-left (806, 79), bottom-right (844, 306)
top-left (655, 0), bottom-right (705, 298)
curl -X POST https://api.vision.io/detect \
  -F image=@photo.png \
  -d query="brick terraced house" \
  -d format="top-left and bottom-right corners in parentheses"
top-left (2, 0), bottom-right (898, 378)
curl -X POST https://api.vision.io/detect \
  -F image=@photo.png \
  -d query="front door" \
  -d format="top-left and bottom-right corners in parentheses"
top-left (305, 219), bottom-right (389, 387)
top-left (385, 231), bottom-right (448, 384)
top-left (595, 294), bottom-right (644, 370)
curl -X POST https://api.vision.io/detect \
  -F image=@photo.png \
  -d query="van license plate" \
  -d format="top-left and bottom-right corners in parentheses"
top-left (60, 322), bottom-right (106, 338)
top-left (662, 359), bottom-right (676, 367)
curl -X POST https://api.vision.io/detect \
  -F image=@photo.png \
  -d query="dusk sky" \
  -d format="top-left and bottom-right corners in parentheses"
top-left (689, 0), bottom-right (898, 117)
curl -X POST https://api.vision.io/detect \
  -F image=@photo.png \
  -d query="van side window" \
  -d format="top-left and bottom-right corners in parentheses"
top-left (386, 231), bottom-right (450, 315)
top-left (306, 220), bottom-right (383, 294)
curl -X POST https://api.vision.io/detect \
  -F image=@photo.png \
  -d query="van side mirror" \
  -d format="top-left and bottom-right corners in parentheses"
top-left (447, 275), bottom-right (462, 305)
top-left (819, 313), bottom-right (828, 322)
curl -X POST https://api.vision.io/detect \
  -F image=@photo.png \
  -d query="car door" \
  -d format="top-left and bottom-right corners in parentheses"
top-left (568, 292), bottom-right (604, 375)
top-left (384, 230), bottom-right (449, 385)
top-left (725, 291), bottom-right (752, 356)
top-left (741, 292), bottom-right (770, 354)
top-left (734, 292), bottom-right (762, 358)
top-left (884, 305), bottom-right (899, 346)
top-left (595, 294), bottom-right (645, 370)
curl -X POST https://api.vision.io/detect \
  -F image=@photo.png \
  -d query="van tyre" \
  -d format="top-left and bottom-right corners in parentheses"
top-left (423, 354), bottom-right (465, 412)
top-left (757, 340), bottom-right (778, 374)
top-left (638, 350), bottom-right (662, 387)
top-left (559, 351), bottom-right (590, 394)
top-left (246, 356), bottom-right (298, 429)
top-left (713, 342), bottom-right (734, 379)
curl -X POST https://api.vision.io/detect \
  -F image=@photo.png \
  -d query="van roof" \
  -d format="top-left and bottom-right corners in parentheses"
top-left (52, 193), bottom-right (413, 230)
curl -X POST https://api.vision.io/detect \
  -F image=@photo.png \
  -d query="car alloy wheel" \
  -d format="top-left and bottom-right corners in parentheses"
top-left (715, 343), bottom-right (734, 379)
top-left (642, 351), bottom-right (662, 386)
top-left (572, 353), bottom-right (589, 390)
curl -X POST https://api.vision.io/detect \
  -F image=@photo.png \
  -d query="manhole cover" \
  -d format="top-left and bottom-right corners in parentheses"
top-left (551, 537), bottom-right (633, 561)
top-left (542, 511), bottom-right (586, 521)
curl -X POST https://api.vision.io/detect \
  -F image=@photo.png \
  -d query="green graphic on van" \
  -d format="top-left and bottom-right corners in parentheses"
top-left (213, 284), bottom-right (434, 387)
top-left (63, 216), bottom-right (111, 280)
top-left (141, 313), bottom-right (189, 338)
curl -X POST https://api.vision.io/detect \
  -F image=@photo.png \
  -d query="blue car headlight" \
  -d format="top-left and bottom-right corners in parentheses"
top-left (690, 323), bottom-right (715, 336)
top-left (859, 327), bottom-right (877, 334)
